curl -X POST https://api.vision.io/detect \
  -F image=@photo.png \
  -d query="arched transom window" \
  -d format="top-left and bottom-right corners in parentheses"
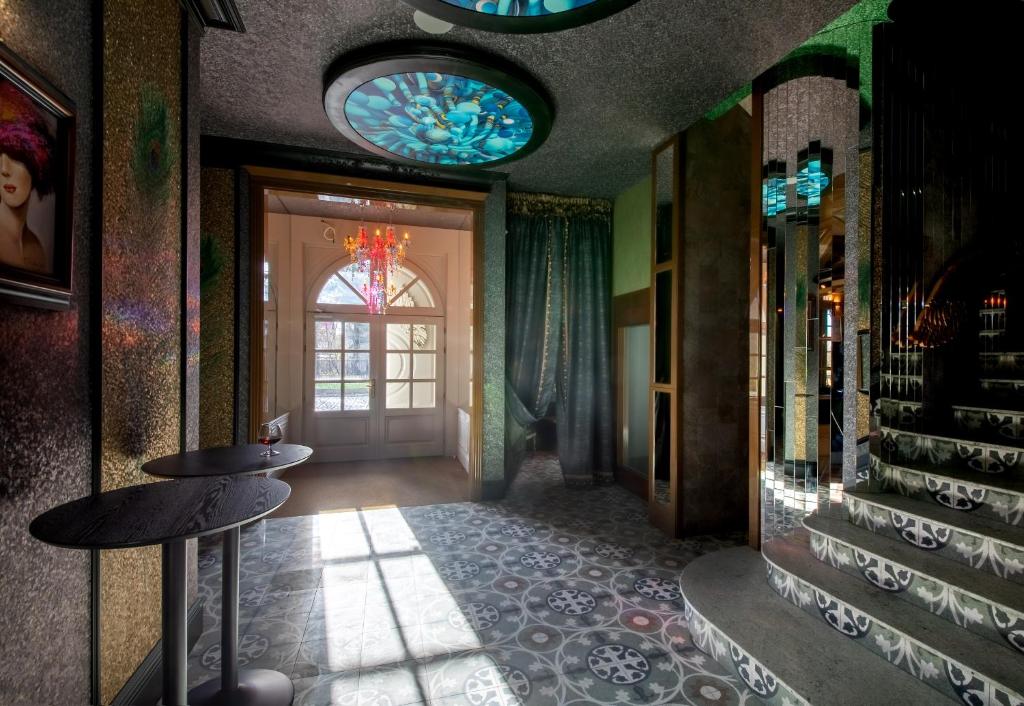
top-left (315, 261), bottom-right (438, 311)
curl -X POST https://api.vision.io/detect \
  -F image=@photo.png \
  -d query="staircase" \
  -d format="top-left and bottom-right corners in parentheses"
top-left (679, 297), bottom-right (1024, 704)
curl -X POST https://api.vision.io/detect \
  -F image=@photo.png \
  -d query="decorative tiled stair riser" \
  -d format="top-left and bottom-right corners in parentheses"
top-left (683, 599), bottom-right (807, 706)
top-left (887, 350), bottom-right (924, 375)
top-left (954, 406), bottom-right (1024, 443)
top-left (881, 398), bottom-right (924, 428)
top-left (764, 559), bottom-right (1024, 706)
top-left (982, 379), bottom-right (1024, 397)
top-left (880, 427), bottom-right (1024, 474)
top-left (980, 353), bottom-right (1024, 376)
top-left (872, 458), bottom-right (1024, 528)
top-left (845, 494), bottom-right (1024, 585)
top-left (881, 373), bottom-right (923, 401)
top-left (806, 530), bottom-right (1024, 655)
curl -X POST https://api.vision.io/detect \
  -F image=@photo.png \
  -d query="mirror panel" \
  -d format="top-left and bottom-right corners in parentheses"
top-left (655, 145), bottom-right (675, 264)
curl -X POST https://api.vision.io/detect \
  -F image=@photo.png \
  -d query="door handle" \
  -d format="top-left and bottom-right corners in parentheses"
top-left (369, 379), bottom-right (376, 398)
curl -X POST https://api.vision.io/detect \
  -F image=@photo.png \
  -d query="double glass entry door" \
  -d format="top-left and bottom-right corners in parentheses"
top-left (307, 313), bottom-right (444, 461)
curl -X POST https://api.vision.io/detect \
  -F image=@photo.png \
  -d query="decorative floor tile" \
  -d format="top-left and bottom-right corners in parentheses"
top-left (187, 453), bottom-right (748, 704)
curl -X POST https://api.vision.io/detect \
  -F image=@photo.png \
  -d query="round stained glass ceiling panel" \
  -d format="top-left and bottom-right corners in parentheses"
top-left (324, 47), bottom-right (553, 168)
top-left (401, 0), bottom-right (639, 32)
top-left (346, 73), bottom-right (532, 166)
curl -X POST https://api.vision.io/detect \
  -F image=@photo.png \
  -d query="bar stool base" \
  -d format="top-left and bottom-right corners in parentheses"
top-left (187, 669), bottom-right (294, 706)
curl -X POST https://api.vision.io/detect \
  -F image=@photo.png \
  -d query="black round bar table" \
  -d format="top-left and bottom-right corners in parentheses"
top-left (142, 444), bottom-right (312, 706)
top-left (29, 476), bottom-right (290, 706)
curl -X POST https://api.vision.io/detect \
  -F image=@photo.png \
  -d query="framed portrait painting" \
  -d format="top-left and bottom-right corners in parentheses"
top-left (0, 41), bottom-right (76, 309)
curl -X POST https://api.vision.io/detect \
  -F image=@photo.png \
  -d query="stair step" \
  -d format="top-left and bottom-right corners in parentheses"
top-left (804, 512), bottom-right (1024, 654)
top-left (979, 352), bottom-right (1024, 377)
top-left (845, 492), bottom-right (1024, 584)
top-left (766, 534), bottom-right (1024, 705)
top-left (871, 457), bottom-right (1024, 528)
top-left (880, 426), bottom-right (1024, 473)
top-left (679, 546), bottom-right (952, 705)
top-left (953, 405), bottom-right (1024, 443)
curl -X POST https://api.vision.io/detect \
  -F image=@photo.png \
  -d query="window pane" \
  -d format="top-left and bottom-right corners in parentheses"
top-left (345, 322), bottom-right (370, 350)
top-left (314, 382), bottom-right (341, 411)
top-left (386, 381), bottom-right (410, 408)
top-left (343, 382), bottom-right (370, 411)
top-left (315, 352), bottom-right (342, 381)
top-left (387, 353), bottom-right (410, 379)
top-left (387, 324), bottom-right (411, 350)
top-left (412, 324), bottom-right (436, 351)
top-left (318, 274), bottom-right (362, 305)
top-left (339, 263), bottom-right (369, 294)
top-left (345, 353), bottom-right (369, 380)
top-left (388, 267), bottom-right (417, 296)
top-left (391, 277), bottom-right (435, 308)
top-left (413, 353), bottom-right (435, 380)
top-left (315, 321), bottom-right (343, 350)
top-left (412, 382), bottom-right (435, 409)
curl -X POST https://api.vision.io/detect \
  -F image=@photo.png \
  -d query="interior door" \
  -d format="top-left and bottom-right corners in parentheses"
top-left (307, 313), bottom-right (378, 462)
top-left (307, 313), bottom-right (445, 461)
top-left (380, 316), bottom-right (445, 458)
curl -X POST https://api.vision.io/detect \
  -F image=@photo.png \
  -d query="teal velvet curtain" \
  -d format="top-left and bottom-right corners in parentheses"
top-left (506, 193), bottom-right (614, 486)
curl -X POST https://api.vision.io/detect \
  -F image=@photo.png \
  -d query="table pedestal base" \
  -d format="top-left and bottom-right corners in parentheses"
top-left (187, 669), bottom-right (294, 706)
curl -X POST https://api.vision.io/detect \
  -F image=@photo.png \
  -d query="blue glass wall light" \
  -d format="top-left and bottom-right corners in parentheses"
top-left (324, 46), bottom-right (553, 168)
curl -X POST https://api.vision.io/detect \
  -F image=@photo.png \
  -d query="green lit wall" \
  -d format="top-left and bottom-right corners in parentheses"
top-left (612, 176), bottom-right (652, 297)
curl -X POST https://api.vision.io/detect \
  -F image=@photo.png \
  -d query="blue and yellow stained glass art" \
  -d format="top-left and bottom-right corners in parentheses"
top-left (340, 72), bottom-right (535, 166)
top-left (438, 0), bottom-right (599, 15)
top-left (796, 159), bottom-right (830, 206)
top-left (762, 177), bottom-right (787, 216)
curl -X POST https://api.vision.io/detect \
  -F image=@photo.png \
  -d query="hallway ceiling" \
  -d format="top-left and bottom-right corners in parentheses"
top-left (200, 0), bottom-right (855, 198)
top-left (267, 190), bottom-right (474, 230)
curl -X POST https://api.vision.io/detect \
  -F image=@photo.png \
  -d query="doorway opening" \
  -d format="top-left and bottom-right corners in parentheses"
top-left (249, 173), bottom-right (484, 507)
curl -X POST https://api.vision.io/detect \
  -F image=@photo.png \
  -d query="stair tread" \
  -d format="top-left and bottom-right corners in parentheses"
top-left (766, 534), bottom-right (1024, 694)
top-left (847, 491), bottom-right (1024, 548)
top-left (880, 425), bottom-right (1024, 453)
top-left (680, 547), bottom-right (953, 705)
top-left (877, 458), bottom-right (1024, 495)
top-left (804, 512), bottom-right (1024, 614)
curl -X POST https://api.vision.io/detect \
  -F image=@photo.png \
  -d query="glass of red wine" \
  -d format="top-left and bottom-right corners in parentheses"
top-left (258, 422), bottom-right (283, 457)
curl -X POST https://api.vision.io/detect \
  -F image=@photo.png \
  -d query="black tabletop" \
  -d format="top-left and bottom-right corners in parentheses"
top-left (141, 444), bottom-right (313, 479)
top-left (29, 477), bottom-right (291, 550)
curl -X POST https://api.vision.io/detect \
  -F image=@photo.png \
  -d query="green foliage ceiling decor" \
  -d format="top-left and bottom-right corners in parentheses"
top-left (704, 0), bottom-right (891, 121)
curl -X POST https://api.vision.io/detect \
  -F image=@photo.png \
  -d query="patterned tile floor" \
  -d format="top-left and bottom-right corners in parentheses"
top-left (189, 454), bottom-right (753, 705)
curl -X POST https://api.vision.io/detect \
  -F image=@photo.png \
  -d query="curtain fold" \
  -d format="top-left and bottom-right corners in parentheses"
top-left (506, 192), bottom-right (614, 486)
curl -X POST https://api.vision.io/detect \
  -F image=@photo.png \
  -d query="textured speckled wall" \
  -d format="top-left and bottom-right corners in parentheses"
top-left (199, 167), bottom-right (237, 448)
top-left (0, 2), bottom-right (94, 703)
top-left (612, 176), bottom-right (652, 297)
top-left (99, 0), bottom-right (184, 701)
top-left (482, 181), bottom-right (507, 496)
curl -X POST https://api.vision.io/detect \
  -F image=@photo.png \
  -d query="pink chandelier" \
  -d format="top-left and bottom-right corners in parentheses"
top-left (344, 224), bottom-right (411, 314)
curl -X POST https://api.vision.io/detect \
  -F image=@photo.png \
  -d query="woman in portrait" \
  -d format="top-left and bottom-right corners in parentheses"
top-left (0, 81), bottom-right (54, 274)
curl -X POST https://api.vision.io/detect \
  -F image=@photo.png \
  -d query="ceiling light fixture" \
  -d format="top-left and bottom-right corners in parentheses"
top-left (323, 44), bottom-right (553, 168)
top-left (413, 10), bottom-right (455, 34)
top-left (399, 0), bottom-right (640, 33)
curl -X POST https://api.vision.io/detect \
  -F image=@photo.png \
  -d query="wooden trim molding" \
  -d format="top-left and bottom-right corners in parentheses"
top-left (747, 87), bottom-right (765, 550)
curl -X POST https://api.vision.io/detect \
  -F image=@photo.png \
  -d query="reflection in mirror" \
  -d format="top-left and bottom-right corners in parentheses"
top-left (653, 391), bottom-right (671, 504)
top-left (654, 270), bottom-right (672, 384)
top-left (761, 75), bottom-right (860, 541)
top-left (655, 145), bottom-right (674, 263)
top-left (622, 325), bottom-right (650, 475)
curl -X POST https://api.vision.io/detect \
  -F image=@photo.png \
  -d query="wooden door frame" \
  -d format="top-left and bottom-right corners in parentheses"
top-left (747, 85), bottom-right (765, 550)
top-left (613, 287), bottom-right (650, 500)
top-left (246, 166), bottom-right (487, 499)
top-left (649, 133), bottom-right (683, 536)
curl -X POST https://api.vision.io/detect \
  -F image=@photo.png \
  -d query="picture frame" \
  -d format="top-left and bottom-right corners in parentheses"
top-left (0, 41), bottom-right (76, 310)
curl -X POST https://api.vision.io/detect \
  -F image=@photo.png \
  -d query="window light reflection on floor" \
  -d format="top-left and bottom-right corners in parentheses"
top-left (313, 507), bottom-right (513, 703)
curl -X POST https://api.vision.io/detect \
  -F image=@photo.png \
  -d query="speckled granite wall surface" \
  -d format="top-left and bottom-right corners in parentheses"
top-left (184, 24), bottom-right (201, 454)
top-left (482, 181), bottom-right (507, 496)
top-left (199, 168), bottom-right (237, 448)
top-left (99, 0), bottom-right (184, 701)
top-left (0, 2), bottom-right (94, 703)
